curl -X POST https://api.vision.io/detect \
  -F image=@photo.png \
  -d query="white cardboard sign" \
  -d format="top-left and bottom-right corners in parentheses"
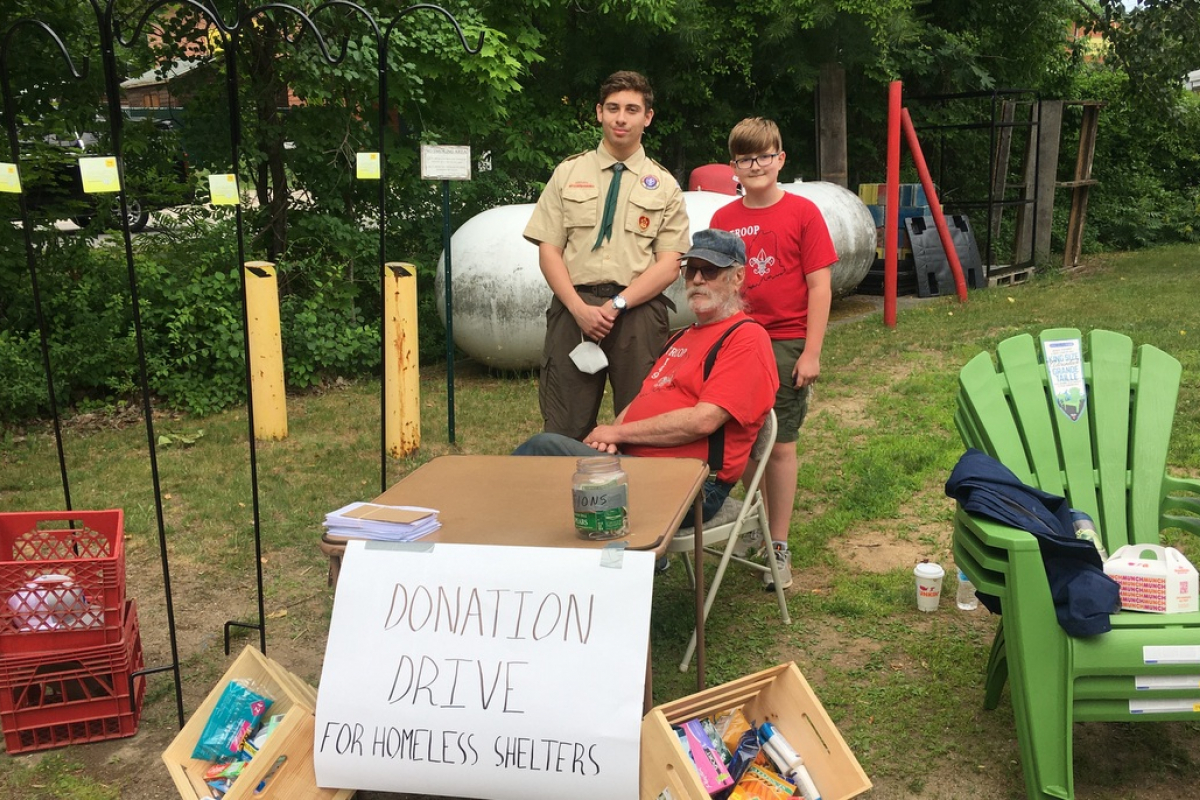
top-left (420, 144), bottom-right (472, 180)
top-left (315, 540), bottom-right (653, 800)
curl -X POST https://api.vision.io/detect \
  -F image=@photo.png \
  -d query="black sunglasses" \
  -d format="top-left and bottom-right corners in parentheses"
top-left (680, 263), bottom-right (725, 282)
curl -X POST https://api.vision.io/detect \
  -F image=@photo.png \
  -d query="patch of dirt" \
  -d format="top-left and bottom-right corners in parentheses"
top-left (842, 524), bottom-right (947, 574)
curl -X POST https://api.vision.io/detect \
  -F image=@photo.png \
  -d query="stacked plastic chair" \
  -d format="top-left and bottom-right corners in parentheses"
top-left (0, 509), bottom-right (143, 753)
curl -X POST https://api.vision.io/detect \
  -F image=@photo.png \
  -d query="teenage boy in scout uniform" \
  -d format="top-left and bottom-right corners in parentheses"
top-left (524, 70), bottom-right (690, 440)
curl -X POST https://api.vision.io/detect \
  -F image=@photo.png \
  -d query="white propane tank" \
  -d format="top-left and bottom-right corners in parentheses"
top-left (436, 184), bottom-right (874, 370)
top-left (778, 181), bottom-right (876, 298)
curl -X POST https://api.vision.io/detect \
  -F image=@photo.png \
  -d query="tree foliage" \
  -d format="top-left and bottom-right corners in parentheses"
top-left (1089, 0), bottom-right (1200, 112)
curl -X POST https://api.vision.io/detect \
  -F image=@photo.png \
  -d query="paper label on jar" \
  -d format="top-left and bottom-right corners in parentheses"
top-left (573, 485), bottom-right (628, 533)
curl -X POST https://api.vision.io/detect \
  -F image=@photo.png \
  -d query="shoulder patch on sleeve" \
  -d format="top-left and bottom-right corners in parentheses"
top-left (646, 158), bottom-right (679, 188)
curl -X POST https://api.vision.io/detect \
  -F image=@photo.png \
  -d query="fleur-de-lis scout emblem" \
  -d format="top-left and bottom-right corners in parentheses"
top-left (641, 175), bottom-right (659, 190)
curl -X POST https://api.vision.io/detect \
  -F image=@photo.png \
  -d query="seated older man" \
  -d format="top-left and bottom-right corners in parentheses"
top-left (513, 228), bottom-right (779, 522)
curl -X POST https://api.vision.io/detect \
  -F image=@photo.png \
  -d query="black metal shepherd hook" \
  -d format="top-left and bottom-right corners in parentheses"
top-left (122, 0), bottom-right (348, 660)
top-left (294, 0), bottom-right (482, 491)
top-left (0, 20), bottom-right (88, 515)
top-left (78, 0), bottom-right (193, 728)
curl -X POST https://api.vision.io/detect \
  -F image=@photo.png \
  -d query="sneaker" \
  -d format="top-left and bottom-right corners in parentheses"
top-left (763, 543), bottom-right (793, 591)
top-left (732, 528), bottom-right (765, 559)
top-left (655, 555), bottom-right (671, 575)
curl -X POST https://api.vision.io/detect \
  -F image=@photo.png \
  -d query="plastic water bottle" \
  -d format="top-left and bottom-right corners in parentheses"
top-left (956, 568), bottom-right (978, 611)
top-left (1070, 509), bottom-right (1109, 561)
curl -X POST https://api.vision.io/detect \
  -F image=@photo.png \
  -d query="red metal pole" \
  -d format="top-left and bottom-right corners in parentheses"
top-left (900, 107), bottom-right (969, 302)
top-left (884, 81), bottom-right (901, 327)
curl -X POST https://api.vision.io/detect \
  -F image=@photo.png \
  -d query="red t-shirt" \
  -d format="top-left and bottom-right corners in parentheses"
top-left (621, 313), bottom-right (778, 483)
top-left (711, 192), bottom-right (838, 339)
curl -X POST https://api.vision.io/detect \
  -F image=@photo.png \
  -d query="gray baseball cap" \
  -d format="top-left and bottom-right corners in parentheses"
top-left (680, 228), bottom-right (746, 268)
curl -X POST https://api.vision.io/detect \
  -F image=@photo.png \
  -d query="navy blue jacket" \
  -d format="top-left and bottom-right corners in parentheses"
top-left (945, 448), bottom-right (1120, 637)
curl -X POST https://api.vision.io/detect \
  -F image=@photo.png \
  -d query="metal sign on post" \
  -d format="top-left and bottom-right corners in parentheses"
top-left (421, 144), bottom-right (471, 444)
top-left (420, 144), bottom-right (472, 181)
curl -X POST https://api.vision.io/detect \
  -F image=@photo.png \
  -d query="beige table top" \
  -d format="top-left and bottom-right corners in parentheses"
top-left (370, 455), bottom-right (708, 556)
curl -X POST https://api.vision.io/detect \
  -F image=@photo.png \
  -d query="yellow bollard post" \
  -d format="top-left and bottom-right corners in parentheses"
top-left (384, 262), bottom-right (420, 456)
top-left (244, 261), bottom-right (288, 440)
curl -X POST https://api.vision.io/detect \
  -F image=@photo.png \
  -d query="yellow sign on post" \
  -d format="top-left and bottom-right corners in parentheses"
top-left (355, 152), bottom-right (380, 180)
top-left (79, 156), bottom-right (121, 193)
top-left (0, 162), bottom-right (21, 193)
top-left (209, 173), bottom-right (240, 205)
top-left (384, 262), bottom-right (420, 457)
top-left (244, 261), bottom-right (287, 441)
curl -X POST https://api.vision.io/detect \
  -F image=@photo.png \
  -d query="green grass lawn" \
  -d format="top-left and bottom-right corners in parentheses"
top-left (2, 246), bottom-right (1199, 799)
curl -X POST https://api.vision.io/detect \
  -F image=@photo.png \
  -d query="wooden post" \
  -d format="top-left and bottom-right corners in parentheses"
top-left (1033, 100), bottom-right (1062, 263)
top-left (1061, 102), bottom-right (1102, 269)
top-left (988, 100), bottom-right (1017, 265)
top-left (384, 262), bottom-right (421, 457)
top-left (1013, 100), bottom-right (1063, 266)
top-left (1012, 103), bottom-right (1037, 266)
top-left (817, 63), bottom-right (848, 187)
top-left (244, 261), bottom-right (287, 440)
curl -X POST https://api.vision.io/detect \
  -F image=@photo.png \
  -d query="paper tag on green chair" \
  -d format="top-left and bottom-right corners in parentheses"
top-left (1043, 338), bottom-right (1087, 421)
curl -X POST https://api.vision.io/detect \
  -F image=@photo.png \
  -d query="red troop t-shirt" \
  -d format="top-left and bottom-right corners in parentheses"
top-left (621, 313), bottom-right (778, 483)
top-left (711, 192), bottom-right (837, 340)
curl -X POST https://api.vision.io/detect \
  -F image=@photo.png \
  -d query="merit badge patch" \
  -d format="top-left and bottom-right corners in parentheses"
top-left (639, 215), bottom-right (650, 230)
top-left (641, 175), bottom-right (659, 190)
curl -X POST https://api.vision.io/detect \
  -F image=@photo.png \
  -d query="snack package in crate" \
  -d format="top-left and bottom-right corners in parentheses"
top-left (0, 510), bottom-right (126, 652)
top-left (1104, 544), bottom-right (1199, 614)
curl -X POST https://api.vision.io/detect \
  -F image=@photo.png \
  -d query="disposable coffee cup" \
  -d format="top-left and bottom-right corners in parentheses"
top-left (914, 561), bottom-right (945, 612)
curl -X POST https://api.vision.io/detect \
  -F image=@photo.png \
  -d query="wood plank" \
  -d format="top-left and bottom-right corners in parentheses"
top-left (1033, 100), bottom-right (1063, 263)
top-left (989, 100), bottom-right (1017, 259)
top-left (1063, 104), bottom-right (1101, 268)
top-left (817, 63), bottom-right (848, 187)
top-left (1012, 103), bottom-right (1037, 265)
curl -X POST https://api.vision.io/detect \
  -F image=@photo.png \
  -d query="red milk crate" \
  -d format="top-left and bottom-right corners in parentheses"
top-left (0, 599), bottom-right (144, 754)
top-left (0, 510), bottom-right (126, 655)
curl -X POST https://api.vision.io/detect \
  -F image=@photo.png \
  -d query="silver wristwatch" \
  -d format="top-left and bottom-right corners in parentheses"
top-left (611, 294), bottom-right (628, 314)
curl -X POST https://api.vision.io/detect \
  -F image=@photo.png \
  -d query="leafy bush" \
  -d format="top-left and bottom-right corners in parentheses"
top-left (0, 213), bottom-right (395, 422)
top-left (276, 256), bottom-right (379, 390)
top-left (0, 331), bottom-right (46, 421)
top-left (137, 253), bottom-right (247, 415)
top-left (137, 220), bottom-right (384, 412)
top-left (0, 234), bottom-right (140, 416)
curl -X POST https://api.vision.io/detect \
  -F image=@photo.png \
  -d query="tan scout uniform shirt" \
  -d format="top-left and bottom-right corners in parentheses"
top-left (523, 144), bottom-right (690, 286)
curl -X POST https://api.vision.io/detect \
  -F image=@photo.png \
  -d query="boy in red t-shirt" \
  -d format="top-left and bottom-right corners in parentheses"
top-left (710, 117), bottom-right (838, 591)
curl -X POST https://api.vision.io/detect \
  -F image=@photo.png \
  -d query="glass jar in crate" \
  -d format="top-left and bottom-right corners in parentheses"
top-left (572, 455), bottom-right (629, 540)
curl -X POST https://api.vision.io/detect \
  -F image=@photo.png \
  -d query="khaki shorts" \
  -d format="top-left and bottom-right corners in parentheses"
top-left (771, 338), bottom-right (812, 444)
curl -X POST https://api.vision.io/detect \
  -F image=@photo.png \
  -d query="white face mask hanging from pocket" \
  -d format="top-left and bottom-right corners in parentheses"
top-left (569, 336), bottom-right (609, 374)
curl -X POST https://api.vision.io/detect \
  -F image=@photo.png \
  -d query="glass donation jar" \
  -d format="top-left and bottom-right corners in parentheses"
top-left (572, 455), bottom-right (630, 540)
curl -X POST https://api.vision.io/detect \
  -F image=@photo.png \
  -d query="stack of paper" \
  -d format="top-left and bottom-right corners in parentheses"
top-left (323, 502), bottom-right (440, 542)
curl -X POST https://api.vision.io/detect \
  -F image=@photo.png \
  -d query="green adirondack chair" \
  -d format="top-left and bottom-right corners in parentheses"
top-left (951, 328), bottom-right (1200, 800)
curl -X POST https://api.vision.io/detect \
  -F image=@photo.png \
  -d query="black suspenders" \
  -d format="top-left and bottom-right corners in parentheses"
top-left (659, 318), bottom-right (756, 475)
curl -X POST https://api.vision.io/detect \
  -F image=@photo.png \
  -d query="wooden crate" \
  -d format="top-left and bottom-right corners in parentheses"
top-left (162, 646), bottom-right (354, 800)
top-left (641, 662), bottom-right (871, 800)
